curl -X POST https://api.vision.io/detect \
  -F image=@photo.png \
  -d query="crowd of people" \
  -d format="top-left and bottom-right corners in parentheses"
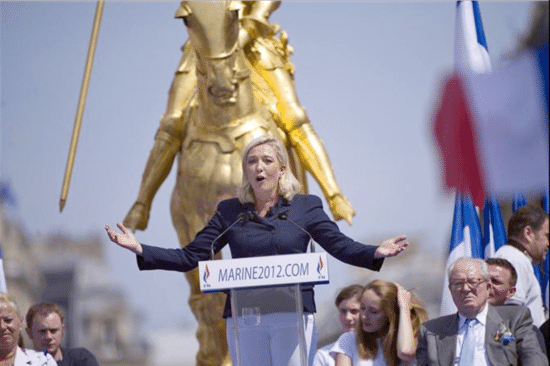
top-left (310, 202), bottom-right (549, 366)
top-left (5, 140), bottom-right (550, 365)
top-left (2, 244), bottom-right (547, 366)
top-left (5, 122), bottom-right (549, 366)
top-left (105, 135), bottom-right (549, 366)
top-left (311, 251), bottom-right (549, 366)
top-left (311, 221), bottom-right (549, 366)
top-left (1, 0), bottom-right (547, 363)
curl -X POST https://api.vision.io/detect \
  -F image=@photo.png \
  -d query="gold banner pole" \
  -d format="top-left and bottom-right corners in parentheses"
top-left (60, 1), bottom-right (104, 212)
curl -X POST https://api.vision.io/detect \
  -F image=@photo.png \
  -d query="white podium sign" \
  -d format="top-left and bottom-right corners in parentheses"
top-left (199, 252), bottom-right (329, 293)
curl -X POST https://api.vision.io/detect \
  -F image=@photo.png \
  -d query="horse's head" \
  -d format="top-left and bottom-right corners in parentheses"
top-left (179, 1), bottom-right (242, 105)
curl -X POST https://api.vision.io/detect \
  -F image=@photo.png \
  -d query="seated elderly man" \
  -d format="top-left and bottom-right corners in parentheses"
top-left (416, 257), bottom-right (547, 366)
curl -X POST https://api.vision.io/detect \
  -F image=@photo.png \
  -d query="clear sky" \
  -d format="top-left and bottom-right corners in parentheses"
top-left (1, 1), bottom-right (534, 328)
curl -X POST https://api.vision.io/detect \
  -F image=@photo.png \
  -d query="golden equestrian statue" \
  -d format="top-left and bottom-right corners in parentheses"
top-left (123, 2), bottom-right (355, 365)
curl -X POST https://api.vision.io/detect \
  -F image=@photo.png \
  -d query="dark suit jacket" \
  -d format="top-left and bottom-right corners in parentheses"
top-left (58, 348), bottom-right (99, 366)
top-left (137, 194), bottom-right (384, 316)
top-left (416, 304), bottom-right (548, 366)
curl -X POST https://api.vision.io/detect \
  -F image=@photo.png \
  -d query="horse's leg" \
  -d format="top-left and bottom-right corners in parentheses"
top-left (171, 189), bottom-right (230, 366)
top-left (170, 140), bottom-right (246, 366)
top-left (167, 52), bottom-right (230, 366)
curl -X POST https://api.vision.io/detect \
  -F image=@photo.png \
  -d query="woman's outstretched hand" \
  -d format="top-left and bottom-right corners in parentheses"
top-left (105, 222), bottom-right (143, 255)
top-left (374, 235), bottom-right (408, 258)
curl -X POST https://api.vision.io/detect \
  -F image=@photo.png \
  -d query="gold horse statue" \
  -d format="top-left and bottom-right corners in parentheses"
top-left (123, 2), bottom-right (355, 365)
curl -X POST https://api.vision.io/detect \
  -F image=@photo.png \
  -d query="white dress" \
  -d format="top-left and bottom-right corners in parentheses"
top-left (313, 341), bottom-right (335, 366)
top-left (330, 332), bottom-right (387, 366)
top-left (331, 331), bottom-right (415, 366)
top-left (14, 347), bottom-right (57, 366)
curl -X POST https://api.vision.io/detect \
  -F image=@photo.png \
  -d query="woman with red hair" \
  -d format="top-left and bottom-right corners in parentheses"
top-left (332, 280), bottom-right (428, 366)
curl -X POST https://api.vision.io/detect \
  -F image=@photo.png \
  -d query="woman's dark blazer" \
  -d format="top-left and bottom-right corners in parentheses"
top-left (137, 194), bottom-right (384, 317)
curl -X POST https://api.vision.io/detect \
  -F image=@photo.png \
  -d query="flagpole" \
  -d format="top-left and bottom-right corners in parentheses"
top-left (60, 1), bottom-right (104, 212)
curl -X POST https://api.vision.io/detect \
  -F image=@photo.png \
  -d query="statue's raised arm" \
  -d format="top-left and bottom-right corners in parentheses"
top-left (239, 1), bottom-right (356, 224)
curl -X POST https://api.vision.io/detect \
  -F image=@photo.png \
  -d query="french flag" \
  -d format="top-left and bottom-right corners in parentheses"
top-left (434, 3), bottom-right (549, 209)
top-left (440, 1), bottom-right (488, 316)
top-left (440, 191), bottom-right (483, 316)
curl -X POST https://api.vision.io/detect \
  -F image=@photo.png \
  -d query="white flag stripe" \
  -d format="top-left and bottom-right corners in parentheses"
top-left (454, 1), bottom-right (491, 73)
top-left (0, 259), bottom-right (7, 293)
top-left (484, 224), bottom-right (495, 259)
top-left (464, 54), bottom-right (549, 196)
top-left (441, 226), bottom-right (475, 316)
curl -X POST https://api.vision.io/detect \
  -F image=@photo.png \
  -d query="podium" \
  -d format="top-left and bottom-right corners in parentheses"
top-left (199, 252), bottom-right (329, 366)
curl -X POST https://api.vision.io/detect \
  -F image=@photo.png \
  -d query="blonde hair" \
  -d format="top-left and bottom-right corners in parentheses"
top-left (0, 292), bottom-right (24, 348)
top-left (0, 292), bottom-right (20, 317)
top-left (238, 135), bottom-right (302, 204)
top-left (356, 280), bottom-right (428, 366)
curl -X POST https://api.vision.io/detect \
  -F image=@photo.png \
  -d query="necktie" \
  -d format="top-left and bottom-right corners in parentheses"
top-left (459, 318), bottom-right (476, 366)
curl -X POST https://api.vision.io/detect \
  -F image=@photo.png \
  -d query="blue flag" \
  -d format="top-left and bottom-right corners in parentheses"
top-left (0, 181), bottom-right (17, 207)
top-left (512, 192), bottom-right (527, 212)
top-left (440, 191), bottom-right (483, 316)
top-left (483, 197), bottom-right (507, 258)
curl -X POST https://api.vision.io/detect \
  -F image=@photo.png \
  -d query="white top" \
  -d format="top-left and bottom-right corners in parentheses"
top-left (494, 245), bottom-right (546, 326)
top-left (331, 331), bottom-right (385, 366)
top-left (15, 347), bottom-right (57, 366)
top-left (330, 331), bottom-right (415, 366)
top-left (454, 304), bottom-right (490, 366)
top-left (313, 341), bottom-right (335, 366)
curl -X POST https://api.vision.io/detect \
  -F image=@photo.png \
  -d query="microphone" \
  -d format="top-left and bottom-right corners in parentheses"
top-left (278, 213), bottom-right (315, 253)
top-left (210, 212), bottom-right (250, 260)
